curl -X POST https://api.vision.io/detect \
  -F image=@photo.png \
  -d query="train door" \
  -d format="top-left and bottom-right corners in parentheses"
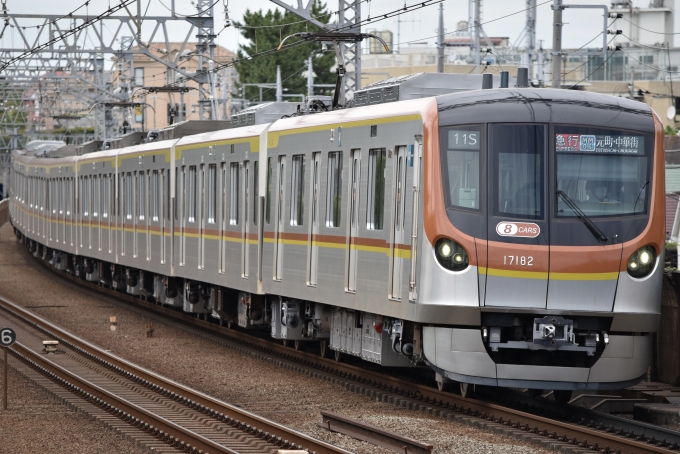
top-left (242, 160), bottom-right (249, 278)
top-left (347, 150), bottom-right (360, 292)
top-left (389, 146), bottom-right (407, 300)
top-left (274, 156), bottom-right (285, 281)
top-left (484, 124), bottom-right (549, 308)
top-left (307, 152), bottom-right (320, 286)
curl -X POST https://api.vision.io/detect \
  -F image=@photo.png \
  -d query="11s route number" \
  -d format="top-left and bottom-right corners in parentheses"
top-left (0, 328), bottom-right (16, 347)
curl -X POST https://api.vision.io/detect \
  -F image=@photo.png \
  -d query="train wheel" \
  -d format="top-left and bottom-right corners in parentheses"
top-left (527, 389), bottom-right (544, 398)
top-left (553, 390), bottom-right (572, 404)
top-left (437, 380), bottom-right (451, 392)
top-left (319, 340), bottom-right (328, 358)
top-left (334, 350), bottom-right (343, 362)
top-left (460, 382), bottom-right (475, 398)
top-left (294, 340), bottom-right (303, 351)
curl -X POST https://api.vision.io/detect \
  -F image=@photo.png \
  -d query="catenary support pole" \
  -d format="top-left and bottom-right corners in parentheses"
top-left (437, 4), bottom-right (445, 73)
top-left (551, 0), bottom-right (563, 88)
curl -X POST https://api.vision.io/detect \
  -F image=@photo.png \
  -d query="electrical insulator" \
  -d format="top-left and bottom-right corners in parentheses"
top-left (607, 30), bottom-right (623, 35)
top-left (608, 13), bottom-right (623, 18)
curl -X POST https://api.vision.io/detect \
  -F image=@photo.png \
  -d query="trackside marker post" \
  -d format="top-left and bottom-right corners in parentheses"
top-left (0, 327), bottom-right (17, 411)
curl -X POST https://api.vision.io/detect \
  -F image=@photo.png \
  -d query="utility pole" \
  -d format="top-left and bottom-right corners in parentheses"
top-left (437, 4), bottom-right (445, 73)
top-left (473, 0), bottom-right (481, 74)
top-left (551, 0), bottom-right (564, 88)
top-left (307, 56), bottom-right (314, 98)
top-left (524, 0), bottom-right (536, 79)
top-left (276, 65), bottom-right (283, 102)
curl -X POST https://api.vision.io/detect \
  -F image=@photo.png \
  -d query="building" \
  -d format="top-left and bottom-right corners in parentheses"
top-left (131, 42), bottom-right (236, 131)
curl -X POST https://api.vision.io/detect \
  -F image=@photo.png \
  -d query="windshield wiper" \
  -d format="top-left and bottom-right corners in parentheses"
top-left (557, 190), bottom-right (608, 243)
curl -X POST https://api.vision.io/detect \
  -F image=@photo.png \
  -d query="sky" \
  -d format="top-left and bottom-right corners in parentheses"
top-left (5, 0), bottom-right (678, 57)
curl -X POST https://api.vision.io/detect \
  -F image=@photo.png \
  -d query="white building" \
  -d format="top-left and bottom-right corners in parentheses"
top-left (611, 0), bottom-right (674, 47)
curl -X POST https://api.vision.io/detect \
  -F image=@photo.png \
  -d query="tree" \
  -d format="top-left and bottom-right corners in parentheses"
top-left (234, 1), bottom-right (336, 104)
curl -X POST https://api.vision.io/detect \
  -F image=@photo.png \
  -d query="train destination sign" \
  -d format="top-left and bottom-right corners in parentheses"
top-left (555, 134), bottom-right (644, 155)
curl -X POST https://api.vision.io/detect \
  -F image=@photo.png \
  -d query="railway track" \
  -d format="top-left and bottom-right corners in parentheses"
top-left (22, 248), bottom-right (680, 454)
top-left (0, 294), bottom-right (352, 454)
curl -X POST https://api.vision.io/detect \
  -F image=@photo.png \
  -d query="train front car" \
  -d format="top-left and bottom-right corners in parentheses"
top-left (421, 89), bottom-right (665, 395)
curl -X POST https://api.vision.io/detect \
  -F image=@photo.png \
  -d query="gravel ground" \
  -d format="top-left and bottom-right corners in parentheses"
top-left (0, 223), bottom-right (551, 454)
top-left (0, 356), bottom-right (145, 454)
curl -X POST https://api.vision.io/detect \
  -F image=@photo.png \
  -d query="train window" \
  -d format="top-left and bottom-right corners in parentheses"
top-left (59, 179), bottom-right (64, 216)
top-left (441, 125), bottom-right (481, 211)
top-left (83, 177), bottom-right (89, 217)
top-left (187, 165), bottom-right (196, 223)
top-left (555, 126), bottom-right (651, 218)
top-left (266, 158), bottom-right (273, 224)
top-left (125, 172), bottom-right (133, 220)
top-left (66, 178), bottom-right (72, 216)
top-left (253, 161), bottom-right (258, 227)
top-left (102, 176), bottom-right (108, 219)
top-left (138, 171), bottom-right (146, 221)
top-left (290, 155), bottom-right (305, 226)
top-left (326, 151), bottom-right (342, 227)
top-left (244, 162), bottom-right (249, 225)
top-left (208, 164), bottom-right (216, 224)
top-left (93, 175), bottom-right (99, 218)
top-left (221, 163), bottom-right (227, 228)
top-left (175, 167), bottom-right (180, 221)
top-left (492, 124), bottom-right (545, 220)
top-left (230, 162), bottom-right (239, 225)
top-left (367, 148), bottom-right (386, 230)
top-left (151, 170), bottom-right (159, 222)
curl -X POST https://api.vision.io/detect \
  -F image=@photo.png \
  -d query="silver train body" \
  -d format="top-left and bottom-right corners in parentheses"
top-left (9, 88), bottom-right (666, 392)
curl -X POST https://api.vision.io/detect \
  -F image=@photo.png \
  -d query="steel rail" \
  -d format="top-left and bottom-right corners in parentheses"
top-left (26, 251), bottom-right (680, 454)
top-left (0, 295), bottom-right (351, 454)
top-left (320, 411), bottom-right (434, 454)
top-left (9, 341), bottom-right (237, 454)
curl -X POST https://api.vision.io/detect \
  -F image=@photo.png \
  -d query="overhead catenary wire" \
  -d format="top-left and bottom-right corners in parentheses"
top-left (621, 16), bottom-right (680, 35)
top-left (0, 0), bottom-right (136, 71)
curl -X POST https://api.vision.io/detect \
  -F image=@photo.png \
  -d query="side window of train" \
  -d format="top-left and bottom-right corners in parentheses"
top-left (207, 164), bottom-right (216, 224)
top-left (367, 148), bottom-right (386, 230)
top-left (230, 162), bottom-right (239, 225)
top-left (126, 172), bottom-right (133, 220)
top-left (265, 157), bottom-right (273, 224)
top-left (290, 155), bottom-right (305, 226)
top-left (187, 165), bottom-right (196, 223)
top-left (326, 151), bottom-right (342, 227)
top-left (253, 161), bottom-right (258, 227)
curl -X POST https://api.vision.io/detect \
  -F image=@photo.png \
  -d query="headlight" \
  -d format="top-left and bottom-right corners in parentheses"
top-left (627, 246), bottom-right (656, 279)
top-left (435, 238), bottom-right (469, 271)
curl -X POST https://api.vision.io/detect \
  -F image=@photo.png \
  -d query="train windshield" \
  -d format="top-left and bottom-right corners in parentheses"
top-left (555, 126), bottom-right (651, 218)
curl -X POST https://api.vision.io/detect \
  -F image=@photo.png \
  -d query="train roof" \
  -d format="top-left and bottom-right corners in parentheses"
top-left (174, 123), bottom-right (269, 148)
top-left (436, 88), bottom-right (656, 132)
top-left (268, 97), bottom-right (435, 133)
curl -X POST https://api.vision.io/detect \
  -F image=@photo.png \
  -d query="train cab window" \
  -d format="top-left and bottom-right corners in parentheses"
top-left (367, 148), bottom-right (386, 230)
top-left (266, 158), bottom-right (273, 224)
top-left (492, 124), bottom-right (545, 220)
top-left (326, 151), bottom-right (342, 227)
top-left (441, 126), bottom-right (481, 210)
top-left (555, 126), bottom-right (651, 217)
top-left (230, 162), bottom-right (239, 225)
top-left (187, 165), bottom-right (196, 223)
top-left (290, 155), bottom-right (305, 226)
top-left (207, 165), bottom-right (216, 224)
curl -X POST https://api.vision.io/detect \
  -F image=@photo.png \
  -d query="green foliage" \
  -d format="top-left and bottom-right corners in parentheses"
top-left (665, 125), bottom-right (679, 136)
top-left (234, 1), bottom-right (336, 102)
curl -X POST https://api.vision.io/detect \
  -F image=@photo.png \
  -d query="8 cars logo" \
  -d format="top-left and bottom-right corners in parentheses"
top-left (496, 222), bottom-right (540, 238)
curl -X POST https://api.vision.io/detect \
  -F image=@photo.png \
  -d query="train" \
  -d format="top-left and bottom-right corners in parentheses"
top-left (8, 84), bottom-right (665, 400)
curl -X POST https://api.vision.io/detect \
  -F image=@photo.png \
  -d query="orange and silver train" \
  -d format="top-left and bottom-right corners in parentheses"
top-left (9, 88), bottom-right (665, 398)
